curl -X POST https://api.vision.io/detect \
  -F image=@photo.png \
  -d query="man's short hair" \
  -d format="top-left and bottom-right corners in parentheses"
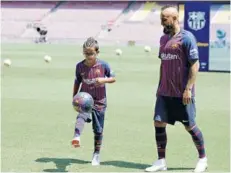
top-left (161, 5), bottom-right (178, 12)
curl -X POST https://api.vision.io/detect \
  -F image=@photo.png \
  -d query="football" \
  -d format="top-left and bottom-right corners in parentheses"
top-left (115, 49), bottom-right (122, 56)
top-left (44, 55), bottom-right (52, 63)
top-left (144, 46), bottom-right (151, 52)
top-left (72, 92), bottom-right (94, 113)
top-left (3, 59), bottom-right (12, 67)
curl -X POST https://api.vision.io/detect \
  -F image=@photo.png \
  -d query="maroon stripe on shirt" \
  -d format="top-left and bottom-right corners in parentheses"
top-left (168, 60), bottom-right (173, 96)
top-left (172, 55), bottom-right (176, 96)
top-left (177, 59), bottom-right (182, 97)
top-left (76, 60), bottom-right (108, 110)
top-left (159, 64), bottom-right (165, 95)
top-left (178, 49), bottom-right (183, 97)
top-left (157, 32), bottom-right (194, 98)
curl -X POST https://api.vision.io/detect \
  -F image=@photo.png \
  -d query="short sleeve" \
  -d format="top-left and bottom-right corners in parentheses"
top-left (182, 32), bottom-right (199, 62)
top-left (104, 62), bottom-right (115, 78)
top-left (75, 65), bottom-right (82, 85)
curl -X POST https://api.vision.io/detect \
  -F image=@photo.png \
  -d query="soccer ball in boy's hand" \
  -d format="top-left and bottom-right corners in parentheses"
top-left (72, 92), bottom-right (94, 113)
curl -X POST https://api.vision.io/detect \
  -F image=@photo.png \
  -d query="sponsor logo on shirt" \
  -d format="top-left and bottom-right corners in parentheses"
top-left (160, 53), bottom-right (179, 60)
top-left (82, 78), bottom-right (96, 85)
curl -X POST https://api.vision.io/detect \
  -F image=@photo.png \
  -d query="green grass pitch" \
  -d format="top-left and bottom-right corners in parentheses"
top-left (1, 43), bottom-right (230, 172)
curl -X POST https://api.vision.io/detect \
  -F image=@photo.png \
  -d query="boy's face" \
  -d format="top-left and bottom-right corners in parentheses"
top-left (83, 47), bottom-right (97, 64)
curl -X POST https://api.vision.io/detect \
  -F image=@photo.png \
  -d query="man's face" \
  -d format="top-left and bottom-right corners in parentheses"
top-left (161, 12), bottom-right (175, 34)
top-left (83, 47), bottom-right (97, 64)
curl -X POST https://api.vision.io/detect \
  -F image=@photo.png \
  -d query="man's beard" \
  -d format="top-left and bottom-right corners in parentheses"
top-left (163, 24), bottom-right (174, 34)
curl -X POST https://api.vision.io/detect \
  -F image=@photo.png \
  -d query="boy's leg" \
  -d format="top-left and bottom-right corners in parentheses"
top-left (92, 109), bottom-right (105, 154)
top-left (91, 108), bottom-right (105, 165)
top-left (72, 112), bottom-right (91, 148)
top-left (74, 117), bottom-right (85, 137)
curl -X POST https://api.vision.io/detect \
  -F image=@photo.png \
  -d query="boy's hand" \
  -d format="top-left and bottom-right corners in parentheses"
top-left (95, 77), bottom-right (106, 86)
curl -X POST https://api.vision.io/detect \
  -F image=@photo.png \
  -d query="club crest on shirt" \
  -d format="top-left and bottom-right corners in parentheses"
top-left (80, 72), bottom-right (85, 76)
top-left (95, 69), bottom-right (101, 75)
top-left (171, 43), bottom-right (179, 49)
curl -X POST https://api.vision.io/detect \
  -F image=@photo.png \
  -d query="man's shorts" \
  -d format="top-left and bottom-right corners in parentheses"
top-left (154, 96), bottom-right (196, 126)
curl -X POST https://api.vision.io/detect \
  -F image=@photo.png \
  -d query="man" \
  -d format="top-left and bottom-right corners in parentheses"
top-left (145, 6), bottom-right (208, 172)
top-left (34, 24), bottom-right (48, 43)
top-left (72, 37), bottom-right (116, 166)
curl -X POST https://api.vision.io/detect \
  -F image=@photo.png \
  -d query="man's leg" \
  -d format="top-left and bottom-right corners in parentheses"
top-left (185, 125), bottom-right (206, 159)
top-left (181, 99), bottom-right (207, 172)
top-left (145, 121), bottom-right (168, 172)
top-left (185, 125), bottom-right (207, 173)
top-left (145, 96), bottom-right (173, 172)
top-left (155, 121), bottom-right (167, 159)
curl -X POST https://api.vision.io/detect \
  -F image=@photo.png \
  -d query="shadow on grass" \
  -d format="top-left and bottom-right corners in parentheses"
top-left (35, 158), bottom-right (90, 172)
top-left (35, 157), bottom-right (194, 172)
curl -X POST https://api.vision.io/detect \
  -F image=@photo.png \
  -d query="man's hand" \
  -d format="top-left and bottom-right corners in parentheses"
top-left (183, 89), bottom-right (192, 105)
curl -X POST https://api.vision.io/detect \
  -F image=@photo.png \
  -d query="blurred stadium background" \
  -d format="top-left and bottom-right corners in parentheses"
top-left (1, 1), bottom-right (230, 71)
top-left (1, 1), bottom-right (230, 172)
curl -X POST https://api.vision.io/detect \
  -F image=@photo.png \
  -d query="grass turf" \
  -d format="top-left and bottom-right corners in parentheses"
top-left (1, 43), bottom-right (230, 172)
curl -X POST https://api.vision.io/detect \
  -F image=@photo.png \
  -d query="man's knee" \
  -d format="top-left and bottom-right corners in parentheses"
top-left (154, 121), bottom-right (167, 127)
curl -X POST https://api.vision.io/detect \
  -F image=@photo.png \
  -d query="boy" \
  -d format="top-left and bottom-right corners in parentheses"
top-left (72, 37), bottom-right (116, 166)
